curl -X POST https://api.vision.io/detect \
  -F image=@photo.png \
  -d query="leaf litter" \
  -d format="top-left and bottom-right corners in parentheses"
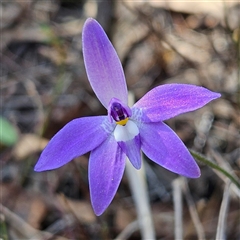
top-left (0, 1), bottom-right (239, 239)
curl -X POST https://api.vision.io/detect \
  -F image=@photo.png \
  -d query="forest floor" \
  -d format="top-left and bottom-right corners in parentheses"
top-left (1, 1), bottom-right (239, 239)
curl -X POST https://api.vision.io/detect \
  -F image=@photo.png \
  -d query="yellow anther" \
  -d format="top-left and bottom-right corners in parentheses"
top-left (116, 118), bottom-right (129, 126)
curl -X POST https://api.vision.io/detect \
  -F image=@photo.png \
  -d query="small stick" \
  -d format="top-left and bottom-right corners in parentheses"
top-left (114, 220), bottom-right (139, 240)
top-left (0, 203), bottom-right (51, 239)
top-left (182, 178), bottom-right (206, 240)
top-left (172, 177), bottom-right (183, 240)
top-left (215, 181), bottom-right (231, 240)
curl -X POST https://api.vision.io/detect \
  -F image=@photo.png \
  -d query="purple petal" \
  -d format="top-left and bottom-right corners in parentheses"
top-left (89, 136), bottom-right (125, 216)
top-left (82, 18), bottom-right (128, 108)
top-left (34, 116), bottom-right (111, 171)
top-left (139, 121), bottom-right (200, 178)
top-left (133, 84), bottom-right (221, 122)
top-left (118, 134), bottom-right (141, 169)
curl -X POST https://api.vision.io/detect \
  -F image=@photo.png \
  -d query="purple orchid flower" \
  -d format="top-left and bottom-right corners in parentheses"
top-left (35, 18), bottom-right (221, 216)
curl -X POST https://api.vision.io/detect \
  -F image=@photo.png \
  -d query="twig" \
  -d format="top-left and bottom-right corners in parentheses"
top-left (182, 178), bottom-right (206, 240)
top-left (172, 177), bottom-right (183, 240)
top-left (0, 203), bottom-right (51, 240)
top-left (210, 149), bottom-right (240, 197)
top-left (0, 203), bottom-right (71, 240)
top-left (114, 220), bottom-right (139, 240)
top-left (215, 181), bottom-right (231, 240)
top-left (44, 214), bottom-right (75, 238)
top-left (125, 91), bottom-right (155, 239)
top-left (122, 3), bottom-right (197, 68)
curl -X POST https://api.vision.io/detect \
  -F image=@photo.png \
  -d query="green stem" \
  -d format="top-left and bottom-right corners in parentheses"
top-left (189, 150), bottom-right (240, 189)
top-left (0, 214), bottom-right (9, 240)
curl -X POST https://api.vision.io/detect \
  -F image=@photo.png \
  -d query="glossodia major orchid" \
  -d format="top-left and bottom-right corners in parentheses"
top-left (34, 18), bottom-right (221, 216)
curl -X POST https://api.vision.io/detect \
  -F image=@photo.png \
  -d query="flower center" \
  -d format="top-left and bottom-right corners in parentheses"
top-left (108, 98), bottom-right (139, 143)
top-left (110, 102), bottom-right (130, 126)
top-left (114, 120), bottom-right (139, 142)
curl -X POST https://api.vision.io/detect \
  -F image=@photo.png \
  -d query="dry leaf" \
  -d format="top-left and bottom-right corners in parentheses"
top-left (13, 134), bottom-right (48, 160)
top-left (57, 194), bottom-right (96, 224)
top-left (27, 197), bottom-right (48, 229)
top-left (115, 204), bottom-right (136, 232)
top-left (125, 1), bottom-right (238, 20)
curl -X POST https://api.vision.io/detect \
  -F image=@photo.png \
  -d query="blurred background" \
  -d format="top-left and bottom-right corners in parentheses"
top-left (1, 1), bottom-right (239, 239)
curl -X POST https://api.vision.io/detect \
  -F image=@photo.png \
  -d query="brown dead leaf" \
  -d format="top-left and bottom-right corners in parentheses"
top-left (0, 203), bottom-right (52, 240)
top-left (13, 134), bottom-right (48, 160)
top-left (38, 45), bottom-right (79, 65)
top-left (27, 196), bottom-right (48, 229)
top-left (1, 184), bottom-right (48, 230)
top-left (125, 1), bottom-right (238, 20)
top-left (115, 204), bottom-right (136, 232)
top-left (212, 99), bottom-right (238, 121)
top-left (57, 194), bottom-right (96, 224)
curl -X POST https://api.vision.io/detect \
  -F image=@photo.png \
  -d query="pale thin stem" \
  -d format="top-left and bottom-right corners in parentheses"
top-left (215, 181), bottom-right (231, 240)
top-left (172, 177), bottom-right (183, 240)
top-left (114, 220), bottom-right (139, 240)
top-left (182, 178), bottom-right (206, 240)
top-left (125, 91), bottom-right (155, 239)
top-left (125, 159), bottom-right (155, 239)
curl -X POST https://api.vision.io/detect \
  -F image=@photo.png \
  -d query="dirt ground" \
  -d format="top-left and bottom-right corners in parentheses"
top-left (1, 1), bottom-right (239, 239)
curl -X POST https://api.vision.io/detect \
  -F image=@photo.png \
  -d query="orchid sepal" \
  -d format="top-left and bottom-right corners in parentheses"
top-left (82, 18), bottom-right (128, 109)
top-left (34, 116), bottom-right (111, 172)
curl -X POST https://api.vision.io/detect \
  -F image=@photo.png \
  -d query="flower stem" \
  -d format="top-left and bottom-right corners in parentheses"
top-left (125, 160), bottom-right (155, 239)
top-left (172, 178), bottom-right (183, 240)
top-left (189, 150), bottom-right (240, 189)
top-left (126, 92), bottom-right (155, 239)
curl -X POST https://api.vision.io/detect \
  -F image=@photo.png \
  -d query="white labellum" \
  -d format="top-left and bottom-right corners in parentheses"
top-left (113, 120), bottom-right (139, 142)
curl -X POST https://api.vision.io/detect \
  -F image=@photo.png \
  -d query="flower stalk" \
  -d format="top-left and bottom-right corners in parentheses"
top-left (125, 91), bottom-right (155, 239)
top-left (190, 150), bottom-right (240, 189)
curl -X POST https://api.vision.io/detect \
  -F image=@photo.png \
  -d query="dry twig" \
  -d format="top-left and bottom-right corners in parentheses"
top-left (172, 177), bottom-right (183, 240)
top-left (182, 178), bottom-right (206, 240)
top-left (215, 181), bottom-right (231, 240)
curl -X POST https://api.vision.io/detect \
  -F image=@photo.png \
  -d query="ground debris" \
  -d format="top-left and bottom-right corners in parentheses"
top-left (1, 1), bottom-right (239, 239)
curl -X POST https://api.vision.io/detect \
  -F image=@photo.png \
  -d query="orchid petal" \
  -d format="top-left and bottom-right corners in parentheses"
top-left (89, 136), bottom-right (125, 216)
top-left (133, 84), bottom-right (221, 122)
top-left (140, 121), bottom-right (200, 178)
top-left (34, 116), bottom-right (111, 171)
top-left (118, 134), bottom-right (141, 169)
top-left (82, 18), bottom-right (128, 108)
